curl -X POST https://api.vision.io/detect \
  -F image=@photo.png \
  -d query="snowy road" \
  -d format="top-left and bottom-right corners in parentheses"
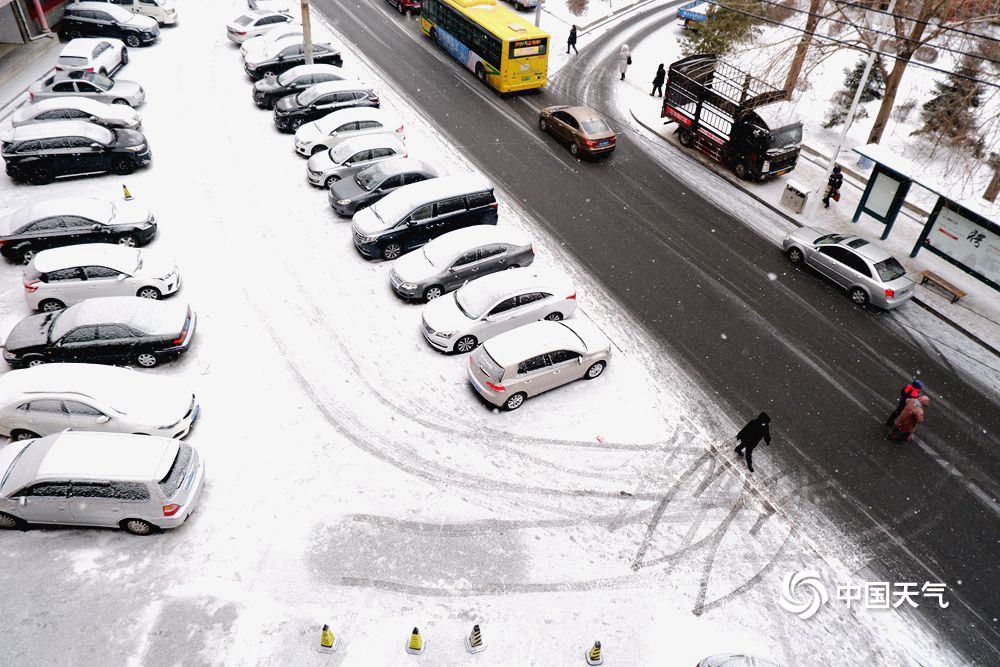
top-left (0, 0), bottom-right (982, 665)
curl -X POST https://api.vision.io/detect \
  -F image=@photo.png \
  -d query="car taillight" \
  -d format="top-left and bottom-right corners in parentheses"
top-left (162, 503), bottom-right (181, 516)
top-left (885, 288), bottom-right (895, 298)
top-left (566, 293), bottom-right (576, 300)
top-left (395, 124), bottom-right (404, 133)
top-left (489, 202), bottom-right (498, 210)
top-left (172, 307), bottom-right (192, 344)
top-left (85, 67), bottom-right (94, 72)
top-left (23, 280), bottom-right (39, 293)
top-left (28, 92), bottom-right (34, 101)
top-left (486, 381), bottom-right (506, 392)
top-left (237, 30), bottom-right (247, 35)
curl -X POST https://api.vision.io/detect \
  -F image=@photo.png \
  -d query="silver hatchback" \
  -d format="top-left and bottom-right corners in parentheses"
top-left (782, 226), bottom-right (913, 309)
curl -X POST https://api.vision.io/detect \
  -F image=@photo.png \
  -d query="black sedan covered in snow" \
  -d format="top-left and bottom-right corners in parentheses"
top-left (252, 63), bottom-right (344, 109)
top-left (243, 38), bottom-right (342, 81)
top-left (3, 296), bottom-right (196, 369)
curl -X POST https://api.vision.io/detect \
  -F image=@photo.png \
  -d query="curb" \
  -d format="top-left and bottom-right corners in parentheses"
top-left (628, 107), bottom-right (1000, 361)
top-left (579, 0), bottom-right (681, 34)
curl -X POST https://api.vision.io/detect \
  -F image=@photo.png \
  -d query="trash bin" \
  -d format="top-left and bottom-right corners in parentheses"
top-left (781, 180), bottom-right (808, 214)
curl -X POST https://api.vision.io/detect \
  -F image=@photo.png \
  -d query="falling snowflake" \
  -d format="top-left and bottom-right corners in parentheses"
top-left (767, 272), bottom-right (778, 281)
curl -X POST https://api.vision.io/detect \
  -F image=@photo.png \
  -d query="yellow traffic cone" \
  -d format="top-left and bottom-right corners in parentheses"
top-left (122, 184), bottom-right (133, 201)
top-left (405, 626), bottom-right (425, 655)
top-left (465, 623), bottom-right (485, 654)
top-left (586, 640), bottom-right (603, 665)
top-left (318, 624), bottom-right (338, 654)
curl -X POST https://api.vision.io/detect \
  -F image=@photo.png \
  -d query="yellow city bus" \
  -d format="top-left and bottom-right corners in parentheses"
top-left (420, 0), bottom-right (549, 93)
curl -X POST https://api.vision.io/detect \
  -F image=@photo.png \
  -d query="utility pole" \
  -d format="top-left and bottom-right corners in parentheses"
top-left (534, 0), bottom-right (542, 27)
top-left (808, 0), bottom-right (896, 217)
top-left (301, 0), bottom-right (314, 65)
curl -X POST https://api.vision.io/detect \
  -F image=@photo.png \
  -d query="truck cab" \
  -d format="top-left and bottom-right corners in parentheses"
top-left (731, 101), bottom-right (802, 180)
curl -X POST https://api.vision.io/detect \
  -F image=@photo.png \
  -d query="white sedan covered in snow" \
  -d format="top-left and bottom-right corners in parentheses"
top-left (225, 10), bottom-right (295, 44)
top-left (0, 363), bottom-right (199, 440)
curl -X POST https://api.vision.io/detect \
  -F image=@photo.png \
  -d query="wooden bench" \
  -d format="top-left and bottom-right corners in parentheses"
top-left (919, 270), bottom-right (967, 303)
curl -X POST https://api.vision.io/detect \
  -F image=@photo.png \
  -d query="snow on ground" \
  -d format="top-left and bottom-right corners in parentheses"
top-left (0, 1), bottom-right (969, 665)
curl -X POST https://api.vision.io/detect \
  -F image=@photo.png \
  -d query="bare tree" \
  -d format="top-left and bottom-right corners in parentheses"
top-left (985, 153), bottom-right (1000, 202)
top-left (783, 0), bottom-right (827, 95)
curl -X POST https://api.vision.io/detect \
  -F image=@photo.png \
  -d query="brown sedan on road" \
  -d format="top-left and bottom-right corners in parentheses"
top-left (538, 105), bottom-right (617, 158)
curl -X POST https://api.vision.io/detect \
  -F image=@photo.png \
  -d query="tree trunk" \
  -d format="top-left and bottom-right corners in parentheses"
top-left (783, 0), bottom-right (824, 96)
top-left (985, 167), bottom-right (1000, 202)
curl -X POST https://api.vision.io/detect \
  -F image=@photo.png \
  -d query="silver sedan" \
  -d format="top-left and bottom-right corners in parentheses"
top-left (28, 71), bottom-right (145, 107)
top-left (782, 226), bottom-right (913, 309)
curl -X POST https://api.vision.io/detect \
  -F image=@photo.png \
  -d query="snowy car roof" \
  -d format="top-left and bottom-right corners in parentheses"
top-left (483, 319), bottom-right (608, 367)
top-left (67, 2), bottom-right (137, 22)
top-left (17, 96), bottom-right (110, 115)
top-left (31, 243), bottom-right (140, 274)
top-left (0, 197), bottom-right (115, 234)
top-left (0, 363), bottom-right (158, 403)
top-left (315, 105), bottom-right (396, 130)
top-left (421, 225), bottom-right (527, 266)
top-left (2, 432), bottom-right (180, 493)
top-left (454, 267), bottom-right (571, 319)
top-left (5, 120), bottom-right (113, 144)
top-left (59, 37), bottom-right (121, 57)
top-left (51, 296), bottom-right (188, 340)
top-left (371, 174), bottom-right (492, 224)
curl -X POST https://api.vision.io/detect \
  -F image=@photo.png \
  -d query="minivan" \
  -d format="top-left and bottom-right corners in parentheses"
top-left (352, 175), bottom-right (498, 260)
top-left (0, 431), bottom-right (205, 535)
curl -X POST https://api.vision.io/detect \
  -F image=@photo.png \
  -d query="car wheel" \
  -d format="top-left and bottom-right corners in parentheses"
top-left (24, 356), bottom-right (46, 368)
top-left (454, 335), bottom-right (478, 353)
top-left (16, 245), bottom-right (36, 264)
top-left (502, 392), bottom-right (526, 411)
top-left (121, 48), bottom-right (129, 65)
top-left (136, 353), bottom-right (158, 368)
top-left (475, 63), bottom-right (486, 83)
top-left (99, 67), bottom-right (108, 77)
top-left (734, 161), bottom-right (750, 180)
top-left (28, 167), bottom-right (53, 185)
top-left (585, 361), bottom-right (607, 379)
top-left (849, 286), bottom-right (870, 307)
top-left (39, 299), bottom-right (65, 312)
top-left (310, 145), bottom-right (325, 156)
top-left (506, 264), bottom-right (519, 270)
top-left (538, 117), bottom-right (547, 131)
top-left (381, 242), bottom-right (403, 260)
top-left (570, 142), bottom-right (580, 157)
top-left (136, 286), bottom-right (161, 299)
top-left (263, 69), bottom-right (275, 78)
top-left (124, 33), bottom-right (141, 48)
top-left (112, 98), bottom-right (131, 106)
top-left (398, 1), bottom-right (406, 13)
top-left (678, 129), bottom-right (695, 148)
top-left (544, 312), bottom-right (563, 321)
top-left (67, 30), bottom-right (82, 40)
top-left (325, 175), bottom-right (340, 188)
top-left (11, 429), bottom-right (39, 441)
top-left (0, 512), bottom-right (24, 530)
top-left (112, 156), bottom-right (136, 175)
top-left (290, 118), bottom-right (304, 131)
top-left (117, 234), bottom-right (138, 247)
top-left (121, 518), bottom-right (156, 535)
top-left (423, 285), bottom-right (444, 301)
top-left (786, 247), bottom-right (804, 265)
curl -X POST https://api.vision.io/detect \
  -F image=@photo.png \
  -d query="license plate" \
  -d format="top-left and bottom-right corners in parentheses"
top-left (776, 169), bottom-right (790, 176)
top-left (522, 76), bottom-right (530, 81)
top-left (599, 140), bottom-right (609, 146)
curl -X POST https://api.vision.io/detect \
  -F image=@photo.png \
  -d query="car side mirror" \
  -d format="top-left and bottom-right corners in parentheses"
top-left (578, 357), bottom-right (583, 364)
top-left (484, 315), bottom-right (495, 322)
top-left (89, 115), bottom-right (98, 122)
top-left (92, 224), bottom-right (102, 231)
top-left (90, 143), bottom-right (101, 148)
top-left (96, 415), bottom-right (110, 424)
top-left (344, 161), bottom-right (353, 166)
top-left (18, 496), bottom-right (26, 507)
top-left (116, 274), bottom-right (126, 281)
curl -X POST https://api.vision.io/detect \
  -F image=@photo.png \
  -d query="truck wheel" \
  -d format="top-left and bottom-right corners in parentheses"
top-left (734, 161), bottom-right (750, 180)
top-left (678, 130), bottom-right (694, 148)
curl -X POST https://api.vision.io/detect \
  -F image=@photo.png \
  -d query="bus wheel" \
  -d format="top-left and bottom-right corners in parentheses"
top-left (475, 63), bottom-right (486, 83)
top-left (678, 129), bottom-right (694, 148)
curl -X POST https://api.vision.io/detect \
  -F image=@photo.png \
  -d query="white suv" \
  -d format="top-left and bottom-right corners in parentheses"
top-left (56, 38), bottom-right (127, 77)
top-left (421, 267), bottom-right (578, 353)
top-left (294, 106), bottom-right (405, 156)
top-left (24, 244), bottom-right (180, 312)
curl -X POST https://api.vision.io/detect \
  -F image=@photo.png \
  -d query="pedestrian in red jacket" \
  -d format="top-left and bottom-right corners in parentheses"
top-left (888, 395), bottom-right (929, 442)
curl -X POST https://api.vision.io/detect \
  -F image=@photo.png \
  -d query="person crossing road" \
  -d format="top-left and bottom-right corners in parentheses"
top-left (735, 412), bottom-right (771, 473)
top-left (886, 379), bottom-right (923, 427)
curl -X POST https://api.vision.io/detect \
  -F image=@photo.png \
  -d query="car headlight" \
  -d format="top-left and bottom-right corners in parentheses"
top-left (436, 331), bottom-right (456, 339)
top-left (400, 282), bottom-right (417, 290)
top-left (124, 144), bottom-right (146, 152)
top-left (2, 348), bottom-right (15, 359)
top-left (358, 234), bottom-right (377, 243)
top-left (337, 198), bottom-right (352, 205)
top-left (137, 222), bottom-right (154, 230)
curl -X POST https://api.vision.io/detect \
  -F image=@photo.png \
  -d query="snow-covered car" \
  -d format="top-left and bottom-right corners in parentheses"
top-left (58, 2), bottom-right (159, 47)
top-left (10, 97), bottom-right (141, 130)
top-left (275, 80), bottom-right (378, 133)
top-left (240, 23), bottom-right (305, 60)
top-left (83, 0), bottom-right (178, 26)
top-left (782, 225), bottom-right (914, 309)
top-left (390, 225), bottom-right (533, 301)
top-left (248, 0), bottom-right (293, 11)
top-left (56, 38), bottom-right (127, 77)
top-left (0, 363), bottom-right (198, 441)
top-left (225, 10), bottom-right (295, 44)
top-left (0, 432), bottom-right (206, 535)
top-left (2, 296), bottom-right (196, 369)
top-left (421, 267), bottom-right (576, 353)
top-left (294, 106), bottom-right (403, 156)
top-left (243, 36), bottom-right (342, 81)
top-left (467, 318), bottom-right (611, 411)
top-left (329, 158), bottom-right (438, 216)
top-left (252, 63), bottom-right (345, 109)
top-left (28, 71), bottom-right (145, 107)
top-left (305, 133), bottom-right (404, 188)
top-left (24, 244), bottom-right (180, 312)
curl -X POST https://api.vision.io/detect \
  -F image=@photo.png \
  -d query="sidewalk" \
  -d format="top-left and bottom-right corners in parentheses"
top-left (0, 34), bottom-right (61, 125)
top-left (627, 98), bottom-right (1000, 360)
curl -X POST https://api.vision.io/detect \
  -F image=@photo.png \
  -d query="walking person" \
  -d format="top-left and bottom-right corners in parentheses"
top-left (650, 63), bottom-right (665, 97)
top-left (734, 412), bottom-right (771, 474)
top-left (822, 165), bottom-right (844, 208)
top-left (885, 379), bottom-right (923, 427)
top-left (567, 25), bottom-right (578, 55)
top-left (888, 395), bottom-right (929, 443)
top-left (619, 44), bottom-right (631, 81)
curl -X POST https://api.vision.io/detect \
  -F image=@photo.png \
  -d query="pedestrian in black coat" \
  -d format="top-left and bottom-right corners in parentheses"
top-left (567, 25), bottom-right (578, 55)
top-left (822, 165), bottom-right (844, 208)
top-left (650, 63), bottom-right (666, 97)
top-left (734, 412), bottom-right (771, 473)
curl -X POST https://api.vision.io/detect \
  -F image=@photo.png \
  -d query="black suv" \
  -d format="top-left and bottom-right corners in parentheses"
top-left (252, 64), bottom-right (344, 109)
top-left (273, 81), bottom-right (379, 132)
top-left (1, 120), bottom-right (151, 185)
top-left (58, 2), bottom-right (160, 47)
top-left (244, 41), bottom-right (343, 81)
top-left (0, 196), bottom-right (157, 264)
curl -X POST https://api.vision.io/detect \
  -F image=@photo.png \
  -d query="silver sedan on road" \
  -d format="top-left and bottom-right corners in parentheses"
top-left (28, 71), bottom-right (145, 107)
top-left (782, 226), bottom-right (913, 309)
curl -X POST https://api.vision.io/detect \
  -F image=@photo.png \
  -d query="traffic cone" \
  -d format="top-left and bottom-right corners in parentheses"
top-left (318, 624), bottom-right (338, 654)
top-left (465, 623), bottom-right (485, 653)
top-left (405, 626), bottom-right (425, 655)
top-left (586, 640), bottom-right (603, 665)
top-left (122, 184), bottom-right (133, 201)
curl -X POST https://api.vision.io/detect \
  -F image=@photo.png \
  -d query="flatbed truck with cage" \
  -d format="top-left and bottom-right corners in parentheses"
top-left (661, 53), bottom-right (803, 181)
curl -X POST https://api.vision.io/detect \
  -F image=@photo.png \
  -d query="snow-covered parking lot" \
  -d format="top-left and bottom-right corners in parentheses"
top-left (0, 1), bottom-right (968, 664)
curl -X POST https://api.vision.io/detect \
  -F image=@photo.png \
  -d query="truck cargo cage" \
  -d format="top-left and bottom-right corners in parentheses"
top-left (666, 54), bottom-right (788, 122)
